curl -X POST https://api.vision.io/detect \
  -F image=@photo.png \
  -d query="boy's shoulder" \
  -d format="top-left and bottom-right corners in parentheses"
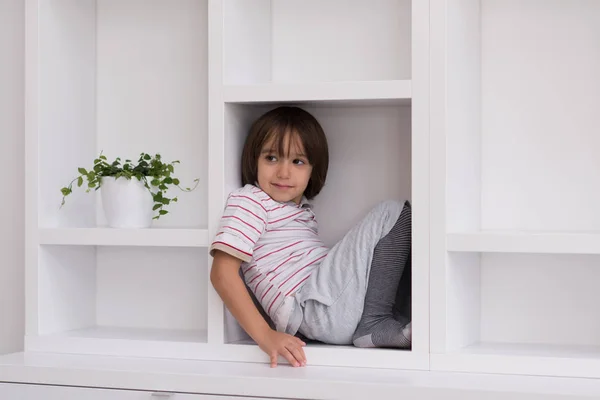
top-left (230, 184), bottom-right (268, 199)
top-left (228, 184), bottom-right (276, 206)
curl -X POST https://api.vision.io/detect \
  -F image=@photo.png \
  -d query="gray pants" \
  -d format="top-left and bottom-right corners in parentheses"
top-left (287, 200), bottom-right (405, 345)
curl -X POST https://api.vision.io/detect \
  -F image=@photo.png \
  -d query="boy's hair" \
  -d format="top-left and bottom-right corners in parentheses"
top-left (241, 106), bottom-right (329, 200)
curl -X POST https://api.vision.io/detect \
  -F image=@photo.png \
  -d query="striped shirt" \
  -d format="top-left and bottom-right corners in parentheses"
top-left (209, 184), bottom-right (329, 331)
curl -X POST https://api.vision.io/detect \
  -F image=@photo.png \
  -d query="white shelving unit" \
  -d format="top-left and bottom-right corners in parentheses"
top-left (19, 0), bottom-right (431, 372)
top-left (430, 0), bottom-right (600, 379)
top-left (4, 0), bottom-right (600, 398)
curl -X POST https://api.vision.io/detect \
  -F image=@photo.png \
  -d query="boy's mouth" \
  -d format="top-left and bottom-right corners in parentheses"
top-left (272, 183), bottom-right (293, 189)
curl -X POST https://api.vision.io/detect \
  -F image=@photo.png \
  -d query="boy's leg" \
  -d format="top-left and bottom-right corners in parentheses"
top-left (353, 201), bottom-right (412, 348)
top-left (393, 255), bottom-right (411, 323)
top-left (292, 200), bottom-right (405, 345)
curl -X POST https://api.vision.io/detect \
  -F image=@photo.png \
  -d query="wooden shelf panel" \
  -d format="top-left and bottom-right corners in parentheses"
top-left (223, 80), bottom-right (411, 105)
top-left (447, 231), bottom-right (600, 255)
top-left (38, 228), bottom-right (209, 248)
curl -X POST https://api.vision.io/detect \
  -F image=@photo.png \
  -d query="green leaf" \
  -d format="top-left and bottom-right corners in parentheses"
top-left (163, 177), bottom-right (173, 184)
top-left (100, 155), bottom-right (107, 160)
top-left (153, 204), bottom-right (162, 211)
top-left (159, 210), bottom-right (168, 215)
top-left (172, 178), bottom-right (180, 185)
top-left (60, 187), bottom-right (71, 196)
top-left (77, 177), bottom-right (83, 187)
top-left (144, 154), bottom-right (151, 160)
top-left (78, 168), bottom-right (87, 175)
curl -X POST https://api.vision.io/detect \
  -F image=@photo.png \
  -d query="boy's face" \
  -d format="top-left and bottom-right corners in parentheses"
top-left (257, 132), bottom-right (313, 204)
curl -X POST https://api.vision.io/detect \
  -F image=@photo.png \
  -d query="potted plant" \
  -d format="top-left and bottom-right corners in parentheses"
top-left (60, 152), bottom-right (199, 228)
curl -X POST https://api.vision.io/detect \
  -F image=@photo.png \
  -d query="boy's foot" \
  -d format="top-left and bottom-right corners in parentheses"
top-left (352, 319), bottom-right (411, 349)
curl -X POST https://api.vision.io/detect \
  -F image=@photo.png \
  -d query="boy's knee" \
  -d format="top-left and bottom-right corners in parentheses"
top-left (375, 199), bottom-right (406, 215)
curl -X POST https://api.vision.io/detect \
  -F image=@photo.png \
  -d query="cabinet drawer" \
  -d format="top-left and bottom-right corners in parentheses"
top-left (0, 383), bottom-right (273, 400)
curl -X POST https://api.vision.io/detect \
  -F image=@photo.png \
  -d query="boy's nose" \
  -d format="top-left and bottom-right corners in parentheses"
top-left (277, 162), bottom-right (290, 178)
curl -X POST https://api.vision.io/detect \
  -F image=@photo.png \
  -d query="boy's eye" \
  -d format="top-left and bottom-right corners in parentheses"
top-left (265, 155), bottom-right (277, 162)
top-left (293, 159), bottom-right (306, 165)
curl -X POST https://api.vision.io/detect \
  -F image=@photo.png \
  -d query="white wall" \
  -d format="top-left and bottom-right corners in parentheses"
top-left (0, 0), bottom-right (25, 354)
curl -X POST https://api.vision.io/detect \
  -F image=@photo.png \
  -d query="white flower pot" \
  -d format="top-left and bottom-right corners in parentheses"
top-left (100, 176), bottom-right (154, 229)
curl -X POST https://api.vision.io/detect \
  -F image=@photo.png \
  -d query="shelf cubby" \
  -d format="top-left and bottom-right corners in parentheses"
top-left (212, 97), bottom-right (429, 369)
top-left (27, 245), bottom-right (209, 359)
top-left (223, 0), bottom-right (412, 85)
top-left (431, 252), bottom-right (600, 378)
top-left (35, 0), bottom-right (208, 231)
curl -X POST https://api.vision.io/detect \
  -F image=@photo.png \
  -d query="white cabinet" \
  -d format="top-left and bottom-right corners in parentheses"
top-left (3, 0), bottom-right (599, 389)
top-left (0, 383), bottom-right (275, 400)
top-left (23, 0), bottom-right (431, 371)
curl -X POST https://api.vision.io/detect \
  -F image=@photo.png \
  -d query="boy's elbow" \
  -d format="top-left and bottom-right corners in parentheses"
top-left (210, 263), bottom-right (223, 288)
top-left (210, 250), bottom-right (243, 290)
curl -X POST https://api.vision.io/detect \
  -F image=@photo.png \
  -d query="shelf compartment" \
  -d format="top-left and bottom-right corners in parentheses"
top-left (223, 80), bottom-right (411, 106)
top-left (36, 0), bottom-right (208, 230)
top-left (39, 228), bottom-right (209, 247)
top-left (34, 245), bottom-right (208, 358)
top-left (223, 0), bottom-right (411, 84)
top-left (432, 252), bottom-right (600, 378)
top-left (447, 232), bottom-right (600, 255)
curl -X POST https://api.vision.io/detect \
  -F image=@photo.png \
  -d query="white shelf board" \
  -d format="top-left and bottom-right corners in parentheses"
top-left (226, 340), bottom-right (426, 370)
top-left (48, 326), bottom-right (207, 343)
top-left (223, 80), bottom-right (411, 106)
top-left (447, 231), bottom-right (600, 254)
top-left (2, 352), bottom-right (600, 400)
top-left (26, 327), bottom-right (210, 362)
top-left (38, 228), bottom-right (209, 247)
top-left (26, 332), bottom-right (427, 370)
top-left (432, 342), bottom-right (600, 379)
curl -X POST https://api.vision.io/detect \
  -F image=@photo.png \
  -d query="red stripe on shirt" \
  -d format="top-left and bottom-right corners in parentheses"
top-left (229, 194), bottom-right (268, 212)
top-left (285, 275), bottom-right (312, 296)
top-left (211, 241), bottom-right (252, 257)
top-left (279, 254), bottom-right (327, 288)
top-left (227, 204), bottom-right (266, 225)
top-left (219, 226), bottom-right (255, 243)
top-left (254, 276), bottom-right (268, 292)
top-left (268, 254), bottom-right (302, 275)
top-left (248, 273), bottom-right (262, 284)
top-left (260, 284), bottom-right (274, 302)
top-left (268, 292), bottom-right (282, 314)
top-left (222, 215), bottom-right (262, 234)
top-left (269, 210), bottom-right (305, 224)
top-left (255, 240), bottom-right (302, 261)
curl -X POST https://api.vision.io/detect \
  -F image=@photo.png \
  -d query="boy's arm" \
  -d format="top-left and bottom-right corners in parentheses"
top-left (210, 250), bottom-right (307, 367)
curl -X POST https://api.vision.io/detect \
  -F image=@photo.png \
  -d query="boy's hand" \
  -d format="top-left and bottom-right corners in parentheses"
top-left (257, 330), bottom-right (307, 368)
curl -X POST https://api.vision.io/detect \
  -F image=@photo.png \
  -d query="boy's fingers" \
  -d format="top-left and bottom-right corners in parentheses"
top-left (288, 345), bottom-right (306, 366)
top-left (281, 348), bottom-right (300, 367)
top-left (270, 353), bottom-right (278, 368)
